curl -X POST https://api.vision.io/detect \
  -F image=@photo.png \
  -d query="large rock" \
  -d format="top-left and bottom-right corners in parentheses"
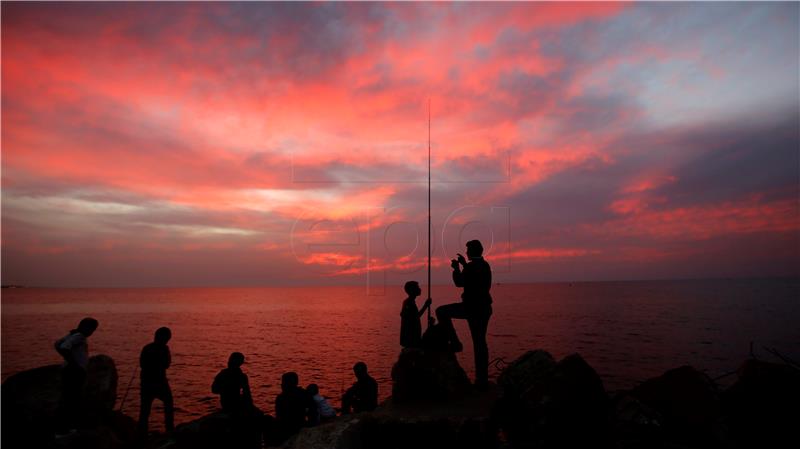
top-left (630, 365), bottom-right (722, 446)
top-left (173, 410), bottom-right (266, 449)
top-left (1, 355), bottom-right (133, 449)
top-left (497, 349), bottom-right (556, 398)
top-left (493, 351), bottom-right (609, 448)
top-left (722, 359), bottom-right (800, 448)
top-left (391, 347), bottom-right (471, 403)
top-left (281, 390), bottom-right (499, 449)
top-left (610, 394), bottom-right (666, 448)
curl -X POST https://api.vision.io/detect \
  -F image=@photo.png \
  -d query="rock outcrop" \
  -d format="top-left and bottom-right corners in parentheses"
top-left (280, 385), bottom-right (500, 449)
top-left (629, 365), bottom-right (722, 446)
top-left (493, 350), bottom-right (609, 448)
top-left (721, 359), bottom-right (800, 448)
top-left (1, 355), bottom-right (135, 449)
top-left (391, 347), bottom-right (471, 403)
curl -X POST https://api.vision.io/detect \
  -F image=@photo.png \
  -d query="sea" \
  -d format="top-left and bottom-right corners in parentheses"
top-left (2, 279), bottom-right (799, 431)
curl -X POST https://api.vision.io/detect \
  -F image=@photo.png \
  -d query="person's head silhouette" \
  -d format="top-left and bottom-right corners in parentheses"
top-left (353, 361), bottom-right (368, 380)
top-left (77, 317), bottom-right (99, 336)
top-left (404, 281), bottom-right (421, 297)
top-left (307, 383), bottom-right (319, 396)
top-left (281, 371), bottom-right (299, 391)
top-left (228, 352), bottom-right (245, 369)
top-left (154, 327), bottom-right (172, 344)
top-left (466, 240), bottom-right (484, 260)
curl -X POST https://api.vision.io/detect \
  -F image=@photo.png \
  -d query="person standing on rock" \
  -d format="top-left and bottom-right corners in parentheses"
top-left (54, 317), bottom-right (99, 435)
top-left (436, 239), bottom-right (492, 390)
top-left (138, 326), bottom-right (174, 438)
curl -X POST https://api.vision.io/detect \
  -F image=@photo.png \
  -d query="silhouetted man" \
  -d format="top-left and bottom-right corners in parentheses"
top-left (54, 317), bottom-right (99, 435)
top-left (138, 327), bottom-right (174, 437)
top-left (274, 372), bottom-right (316, 442)
top-left (212, 352), bottom-right (254, 415)
top-left (436, 239), bottom-right (492, 390)
top-left (341, 362), bottom-right (378, 413)
top-left (212, 352), bottom-right (264, 448)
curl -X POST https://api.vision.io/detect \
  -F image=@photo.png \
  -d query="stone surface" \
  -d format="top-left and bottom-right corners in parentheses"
top-left (721, 359), bottom-right (800, 448)
top-left (631, 365), bottom-right (721, 445)
top-left (391, 347), bottom-right (471, 403)
top-left (493, 351), bottom-right (609, 448)
top-left (281, 386), bottom-right (500, 449)
top-left (1, 355), bottom-right (132, 449)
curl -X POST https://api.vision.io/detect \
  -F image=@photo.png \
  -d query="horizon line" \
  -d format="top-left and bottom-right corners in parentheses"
top-left (3, 275), bottom-right (798, 290)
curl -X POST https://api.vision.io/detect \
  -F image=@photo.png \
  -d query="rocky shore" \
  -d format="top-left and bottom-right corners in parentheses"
top-left (3, 349), bottom-right (798, 449)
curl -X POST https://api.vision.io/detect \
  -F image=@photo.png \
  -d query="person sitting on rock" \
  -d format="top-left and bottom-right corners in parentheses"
top-left (212, 352), bottom-right (265, 448)
top-left (138, 327), bottom-right (174, 438)
top-left (341, 362), bottom-right (378, 413)
top-left (306, 383), bottom-right (336, 424)
top-left (54, 317), bottom-right (99, 436)
top-left (212, 352), bottom-right (255, 415)
top-left (267, 372), bottom-right (316, 444)
top-left (400, 281), bottom-right (432, 349)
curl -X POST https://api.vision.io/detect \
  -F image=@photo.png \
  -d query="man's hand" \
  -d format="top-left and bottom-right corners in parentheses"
top-left (456, 253), bottom-right (467, 266)
top-left (451, 259), bottom-right (460, 269)
top-left (424, 298), bottom-right (432, 307)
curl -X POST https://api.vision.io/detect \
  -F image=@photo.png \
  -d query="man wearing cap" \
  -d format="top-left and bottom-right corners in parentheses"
top-left (436, 239), bottom-right (493, 390)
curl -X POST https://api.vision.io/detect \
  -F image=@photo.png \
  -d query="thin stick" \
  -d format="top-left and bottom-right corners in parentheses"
top-left (427, 99), bottom-right (432, 328)
top-left (119, 365), bottom-right (138, 412)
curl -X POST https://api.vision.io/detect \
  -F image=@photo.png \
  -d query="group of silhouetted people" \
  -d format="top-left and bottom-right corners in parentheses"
top-left (400, 239), bottom-right (493, 390)
top-left (53, 240), bottom-right (492, 446)
top-left (54, 320), bottom-right (377, 447)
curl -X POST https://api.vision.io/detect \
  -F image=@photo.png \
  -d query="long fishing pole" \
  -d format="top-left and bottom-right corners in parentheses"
top-left (119, 365), bottom-right (138, 413)
top-left (427, 99), bottom-right (432, 328)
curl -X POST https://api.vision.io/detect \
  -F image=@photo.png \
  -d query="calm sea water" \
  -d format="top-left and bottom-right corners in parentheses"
top-left (2, 280), bottom-right (799, 430)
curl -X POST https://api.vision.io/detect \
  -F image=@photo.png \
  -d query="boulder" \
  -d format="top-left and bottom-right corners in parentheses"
top-left (722, 359), bottom-right (800, 448)
top-left (391, 347), bottom-right (471, 403)
top-left (630, 365), bottom-right (721, 445)
top-left (1, 355), bottom-right (132, 449)
top-left (173, 411), bottom-right (264, 449)
top-left (496, 350), bottom-right (556, 399)
top-left (611, 394), bottom-right (665, 448)
top-left (493, 351), bottom-right (609, 448)
top-left (281, 392), bottom-right (498, 449)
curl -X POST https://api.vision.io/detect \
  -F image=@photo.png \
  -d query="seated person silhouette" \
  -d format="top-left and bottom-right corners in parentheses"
top-left (436, 239), bottom-right (493, 390)
top-left (271, 372), bottom-right (316, 442)
top-left (54, 317), bottom-right (99, 436)
top-left (212, 352), bottom-right (254, 415)
top-left (307, 383), bottom-right (336, 424)
top-left (212, 352), bottom-right (264, 448)
top-left (341, 362), bottom-right (378, 413)
top-left (138, 327), bottom-right (174, 438)
top-left (400, 281), bottom-right (432, 349)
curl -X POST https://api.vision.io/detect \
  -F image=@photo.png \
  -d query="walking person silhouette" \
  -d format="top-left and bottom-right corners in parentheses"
top-left (436, 240), bottom-right (493, 390)
top-left (138, 327), bottom-right (174, 438)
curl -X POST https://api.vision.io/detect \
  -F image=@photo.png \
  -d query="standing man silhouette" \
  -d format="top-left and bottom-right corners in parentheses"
top-left (436, 240), bottom-right (492, 390)
top-left (138, 327), bottom-right (174, 438)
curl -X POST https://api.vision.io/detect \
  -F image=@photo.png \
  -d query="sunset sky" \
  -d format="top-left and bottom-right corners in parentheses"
top-left (2, 2), bottom-right (798, 288)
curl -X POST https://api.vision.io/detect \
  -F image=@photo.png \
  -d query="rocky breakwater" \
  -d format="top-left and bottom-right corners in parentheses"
top-left (276, 347), bottom-right (496, 449)
top-left (1, 355), bottom-right (137, 449)
top-left (158, 347), bottom-right (800, 449)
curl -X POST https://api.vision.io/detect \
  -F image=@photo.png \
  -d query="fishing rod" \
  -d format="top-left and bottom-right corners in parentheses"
top-left (119, 365), bottom-right (138, 413)
top-left (427, 99), bottom-right (432, 328)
